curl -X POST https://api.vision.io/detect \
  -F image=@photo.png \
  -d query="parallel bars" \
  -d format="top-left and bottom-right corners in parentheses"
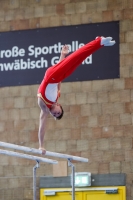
top-left (0, 141), bottom-right (89, 200)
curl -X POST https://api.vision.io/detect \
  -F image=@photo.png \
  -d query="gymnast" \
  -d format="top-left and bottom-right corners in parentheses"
top-left (37, 36), bottom-right (116, 154)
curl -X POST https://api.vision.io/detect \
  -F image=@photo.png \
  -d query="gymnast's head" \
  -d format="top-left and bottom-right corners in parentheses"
top-left (50, 103), bottom-right (64, 120)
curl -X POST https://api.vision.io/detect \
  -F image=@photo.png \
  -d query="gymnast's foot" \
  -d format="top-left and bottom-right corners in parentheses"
top-left (100, 36), bottom-right (116, 46)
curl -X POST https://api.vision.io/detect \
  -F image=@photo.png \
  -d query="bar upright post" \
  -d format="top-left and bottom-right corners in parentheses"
top-left (68, 159), bottom-right (75, 200)
top-left (33, 161), bottom-right (40, 200)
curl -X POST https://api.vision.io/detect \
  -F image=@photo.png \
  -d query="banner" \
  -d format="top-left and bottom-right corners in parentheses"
top-left (0, 21), bottom-right (119, 87)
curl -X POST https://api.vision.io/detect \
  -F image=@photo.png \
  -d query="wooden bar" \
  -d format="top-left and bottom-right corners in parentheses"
top-left (0, 149), bottom-right (58, 164)
top-left (0, 141), bottom-right (88, 162)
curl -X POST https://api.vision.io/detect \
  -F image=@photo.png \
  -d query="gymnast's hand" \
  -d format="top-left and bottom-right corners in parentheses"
top-left (39, 147), bottom-right (46, 155)
top-left (61, 45), bottom-right (69, 56)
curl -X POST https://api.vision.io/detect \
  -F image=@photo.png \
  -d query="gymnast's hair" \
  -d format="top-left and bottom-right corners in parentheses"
top-left (55, 105), bottom-right (64, 120)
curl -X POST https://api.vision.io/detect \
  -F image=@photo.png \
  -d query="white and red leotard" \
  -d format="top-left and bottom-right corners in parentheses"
top-left (37, 37), bottom-right (102, 109)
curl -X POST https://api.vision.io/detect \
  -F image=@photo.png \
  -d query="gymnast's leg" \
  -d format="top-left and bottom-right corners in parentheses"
top-left (45, 36), bottom-right (115, 83)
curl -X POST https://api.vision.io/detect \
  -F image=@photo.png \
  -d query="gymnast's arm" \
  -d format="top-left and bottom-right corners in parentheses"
top-left (57, 82), bottom-right (61, 97)
top-left (38, 98), bottom-right (49, 154)
top-left (58, 45), bottom-right (69, 96)
top-left (59, 45), bottom-right (69, 62)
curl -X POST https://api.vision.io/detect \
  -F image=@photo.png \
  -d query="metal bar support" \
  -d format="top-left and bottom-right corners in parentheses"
top-left (33, 161), bottom-right (40, 200)
top-left (68, 159), bottom-right (75, 200)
